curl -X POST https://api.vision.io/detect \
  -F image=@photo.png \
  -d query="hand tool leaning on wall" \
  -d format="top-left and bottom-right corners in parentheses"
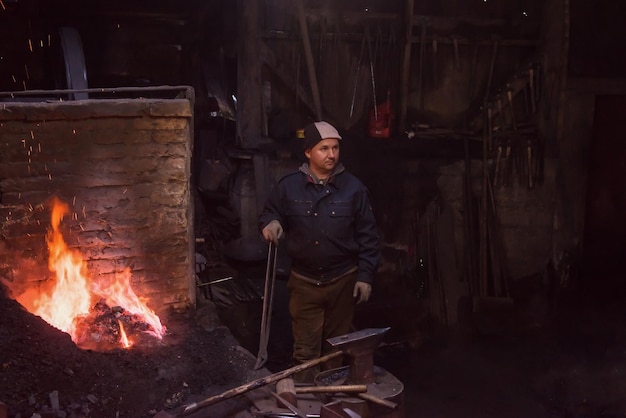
top-left (254, 241), bottom-right (279, 370)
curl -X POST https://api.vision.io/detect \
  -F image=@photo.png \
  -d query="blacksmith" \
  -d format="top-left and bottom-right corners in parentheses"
top-left (259, 121), bottom-right (381, 382)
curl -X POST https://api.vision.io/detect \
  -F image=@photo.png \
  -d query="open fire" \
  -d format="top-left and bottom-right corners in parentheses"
top-left (4, 197), bottom-right (166, 351)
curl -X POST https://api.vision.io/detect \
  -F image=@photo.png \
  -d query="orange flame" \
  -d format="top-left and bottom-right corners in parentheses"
top-left (118, 321), bottom-right (131, 348)
top-left (92, 267), bottom-right (165, 339)
top-left (13, 197), bottom-right (165, 349)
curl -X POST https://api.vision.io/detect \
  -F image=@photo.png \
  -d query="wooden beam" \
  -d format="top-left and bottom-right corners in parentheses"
top-left (399, 0), bottom-right (414, 133)
top-left (237, 0), bottom-right (262, 149)
top-left (295, 0), bottom-right (322, 121)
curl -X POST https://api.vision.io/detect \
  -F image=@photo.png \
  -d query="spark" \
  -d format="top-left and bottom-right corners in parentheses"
top-left (28, 204), bottom-right (33, 212)
top-left (0, 0), bottom-right (5, 10)
top-left (28, 39), bottom-right (33, 52)
top-left (11, 75), bottom-right (16, 83)
top-left (38, 143), bottom-right (41, 152)
top-left (72, 129), bottom-right (76, 134)
top-left (22, 80), bottom-right (26, 90)
top-left (24, 65), bottom-right (29, 79)
top-left (82, 206), bottom-right (86, 218)
top-left (27, 165), bottom-right (31, 174)
top-left (21, 139), bottom-right (25, 147)
top-left (47, 34), bottom-right (51, 47)
top-left (123, 189), bottom-right (127, 194)
top-left (72, 196), bottom-right (76, 206)
top-left (18, 193), bottom-right (21, 199)
top-left (48, 174), bottom-right (52, 180)
top-left (39, 40), bottom-right (43, 48)
top-left (79, 223), bottom-right (84, 231)
top-left (30, 130), bottom-right (34, 139)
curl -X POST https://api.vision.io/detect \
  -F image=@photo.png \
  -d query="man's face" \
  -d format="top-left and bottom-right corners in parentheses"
top-left (305, 138), bottom-right (340, 176)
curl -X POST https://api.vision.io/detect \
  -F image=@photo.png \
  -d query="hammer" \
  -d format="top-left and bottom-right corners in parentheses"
top-left (154, 328), bottom-right (390, 418)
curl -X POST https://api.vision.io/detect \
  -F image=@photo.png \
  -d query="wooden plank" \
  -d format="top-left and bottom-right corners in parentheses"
top-left (260, 41), bottom-right (318, 118)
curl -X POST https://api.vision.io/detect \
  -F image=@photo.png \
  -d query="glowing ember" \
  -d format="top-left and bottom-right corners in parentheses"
top-left (11, 197), bottom-right (166, 350)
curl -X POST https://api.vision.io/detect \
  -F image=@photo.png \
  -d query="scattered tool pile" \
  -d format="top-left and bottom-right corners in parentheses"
top-left (155, 327), bottom-right (404, 418)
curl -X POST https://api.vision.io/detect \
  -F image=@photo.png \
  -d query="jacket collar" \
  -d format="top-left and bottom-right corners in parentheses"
top-left (299, 162), bottom-right (345, 186)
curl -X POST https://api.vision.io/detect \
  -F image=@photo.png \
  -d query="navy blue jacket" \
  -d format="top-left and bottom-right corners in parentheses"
top-left (259, 168), bottom-right (380, 284)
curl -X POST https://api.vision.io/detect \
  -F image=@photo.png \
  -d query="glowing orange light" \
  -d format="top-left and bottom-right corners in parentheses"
top-left (118, 321), bottom-right (131, 348)
top-left (12, 197), bottom-right (165, 349)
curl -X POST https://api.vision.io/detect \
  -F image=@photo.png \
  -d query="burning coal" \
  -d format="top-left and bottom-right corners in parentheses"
top-left (4, 197), bottom-right (166, 350)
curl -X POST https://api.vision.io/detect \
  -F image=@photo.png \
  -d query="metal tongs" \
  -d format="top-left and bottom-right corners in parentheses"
top-left (254, 241), bottom-right (278, 370)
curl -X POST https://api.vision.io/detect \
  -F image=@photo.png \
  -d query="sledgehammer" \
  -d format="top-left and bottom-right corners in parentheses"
top-left (154, 351), bottom-right (343, 418)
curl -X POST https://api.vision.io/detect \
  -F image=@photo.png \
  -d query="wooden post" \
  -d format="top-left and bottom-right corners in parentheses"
top-left (399, 0), bottom-right (414, 133)
top-left (237, 0), bottom-right (262, 149)
top-left (295, 0), bottom-right (323, 121)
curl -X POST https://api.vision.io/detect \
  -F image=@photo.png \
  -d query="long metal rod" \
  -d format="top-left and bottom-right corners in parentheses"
top-left (254, 242), bottom-right (278, 370)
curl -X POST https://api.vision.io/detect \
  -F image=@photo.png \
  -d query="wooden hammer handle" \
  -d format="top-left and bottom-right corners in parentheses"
top-left (357, 393), bottom-right (398, 409)
top-left (295, 384), bottom-right (368, 394)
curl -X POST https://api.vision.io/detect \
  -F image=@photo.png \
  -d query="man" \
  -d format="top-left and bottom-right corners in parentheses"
top-left (259, 121), bottom-right (380, 382)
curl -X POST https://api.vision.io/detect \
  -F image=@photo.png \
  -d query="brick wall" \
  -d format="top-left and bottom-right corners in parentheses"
top-left (0, 98), bottom-right (194, 315)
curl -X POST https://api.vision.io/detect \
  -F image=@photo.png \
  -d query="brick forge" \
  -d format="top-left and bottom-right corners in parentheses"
top-left (0, 91), bottom-right (196, 320)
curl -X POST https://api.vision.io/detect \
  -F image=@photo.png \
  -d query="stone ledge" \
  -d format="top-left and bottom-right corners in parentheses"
top-left (0, 99), bottom-right (192, 122)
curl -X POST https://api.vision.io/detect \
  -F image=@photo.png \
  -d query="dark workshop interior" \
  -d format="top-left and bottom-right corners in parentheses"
top-left (1, 0), bottom-right (626, 417)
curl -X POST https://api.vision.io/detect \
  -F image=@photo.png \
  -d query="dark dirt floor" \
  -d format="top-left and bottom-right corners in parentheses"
top-left (2, 269), bottom-right (626, 418)
top-left (0, 284), bottom-right (259, 418)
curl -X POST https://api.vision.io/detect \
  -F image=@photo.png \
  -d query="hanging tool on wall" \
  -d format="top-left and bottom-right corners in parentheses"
top-left (529, 67), bottom-right (537, 114)
top-left (349, 32), bottom-right (366, 119)
top-left (453, 36), bottom-right (461, 70)
top-left (493, 141), bottom-right (503, 188)
top-left (365, 25), bottom-right (378, 121)
top-left (432, 35), bottom-right (438, 86)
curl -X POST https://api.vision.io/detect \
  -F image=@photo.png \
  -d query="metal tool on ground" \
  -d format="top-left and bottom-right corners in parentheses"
top-left (327, 327), bottom-right (389, 385)
top-left (318, 327), bottom-right (404, 417)
top-left (254, 242), bottom-right (278, 370)
top-left (154, 351), bottom-right (343, 418)
top-left (155, 328), bottom-right (399, 418)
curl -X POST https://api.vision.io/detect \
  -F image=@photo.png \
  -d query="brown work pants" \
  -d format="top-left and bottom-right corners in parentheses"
top-left (287, 271), bottom-right (357, 383)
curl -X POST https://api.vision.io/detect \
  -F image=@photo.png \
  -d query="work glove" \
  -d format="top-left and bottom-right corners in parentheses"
top-left (262, 220), bottom-right (284, 245)
top-left (353, 281), bottom-right (372, 304)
